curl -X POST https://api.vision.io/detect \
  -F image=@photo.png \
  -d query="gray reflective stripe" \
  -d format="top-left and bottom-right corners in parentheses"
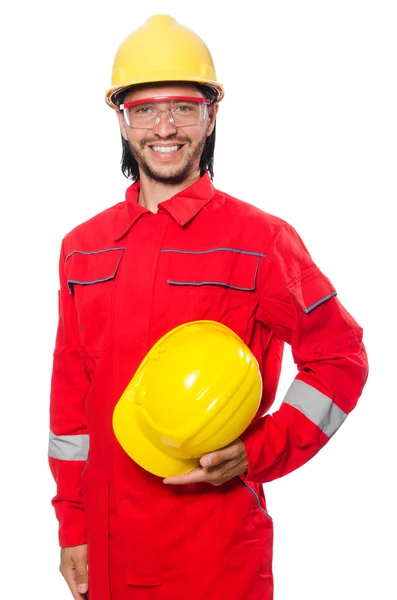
top-left (161, 247), bottom-right (267, 258)
top-left (305, 292), bottom-right (337, 313)
top-left (65, 247), bottom-right (127, 262)
top-left (283, 380), bottom-right (347, 437)
top-left (167, 256), bottom-right (259, 291)
top-left (68, 274), bottom-right (116, 288)
top-left (48, 430), bottom-right (89, 461)
top-left (167, 280), bottom-right (255, 291)
top-left (165, 250), bottom-right (261, 290)
top-left (65, 247), bottom-right (126, 295)
top-left (287, 289), bottom-right (337, 314)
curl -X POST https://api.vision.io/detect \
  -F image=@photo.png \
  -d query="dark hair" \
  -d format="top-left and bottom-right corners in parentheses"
top-left (115, 83), bottom-right (218, 181)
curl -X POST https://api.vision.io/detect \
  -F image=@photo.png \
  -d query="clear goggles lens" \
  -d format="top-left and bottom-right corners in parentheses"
top-left (120, 96), bottom-right (211, 129)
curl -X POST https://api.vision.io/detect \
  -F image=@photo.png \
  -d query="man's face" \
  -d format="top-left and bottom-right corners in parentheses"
top-left (117, 83), bottom-right (218, 184)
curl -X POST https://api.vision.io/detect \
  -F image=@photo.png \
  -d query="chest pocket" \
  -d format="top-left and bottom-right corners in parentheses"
top-left (162, 248), bottom-right (265, 343)
top-left (65, 247), bottom-right (125, 358)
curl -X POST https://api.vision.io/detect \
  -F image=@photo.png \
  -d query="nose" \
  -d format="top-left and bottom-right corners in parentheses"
top-left (152, 109), bottom-right (178, 136)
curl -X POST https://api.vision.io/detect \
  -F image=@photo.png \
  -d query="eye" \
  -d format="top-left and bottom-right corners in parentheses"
top-left (135, 106), bottom-right (152, 114)
top-left (174, 104), bottom-right (194, 113)
top-left (131, 105), bottom-right (156, 117)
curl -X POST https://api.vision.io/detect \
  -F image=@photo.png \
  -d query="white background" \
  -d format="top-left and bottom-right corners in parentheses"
top-left (1, 1), bottom-right (396, 598)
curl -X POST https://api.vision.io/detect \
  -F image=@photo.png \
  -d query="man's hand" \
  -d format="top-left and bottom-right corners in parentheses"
top-left (60, 544), bottom-right (89, 599)
top-left (163, 438), bottom-right (248, 486)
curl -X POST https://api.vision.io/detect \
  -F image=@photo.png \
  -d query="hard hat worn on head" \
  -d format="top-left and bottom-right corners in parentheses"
top-left (112, 321), bottom-right (261, 478)
top-left (105, 14), bottom-right (224, 109)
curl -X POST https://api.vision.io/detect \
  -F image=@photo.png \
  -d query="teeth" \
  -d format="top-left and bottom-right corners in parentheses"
top-left (152, 145), bottom-right (180, 153)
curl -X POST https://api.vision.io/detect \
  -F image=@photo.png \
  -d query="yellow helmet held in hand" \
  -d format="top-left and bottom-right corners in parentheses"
top-left (105, 14), bottom-right (225, 109)
top-left (112, 321), bottom-right (261, 478)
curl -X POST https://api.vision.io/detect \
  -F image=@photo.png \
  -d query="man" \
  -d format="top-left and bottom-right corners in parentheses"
top-left (49, 14), bottom-right (368, 600)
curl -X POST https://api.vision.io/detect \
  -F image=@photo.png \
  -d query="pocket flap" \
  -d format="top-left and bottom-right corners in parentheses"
top-left (287, 266), bottom-right (337, 313)
top-left (65, 247), bottom-right (125, 295)
top-left (162, 248), bottom-right (264, 291)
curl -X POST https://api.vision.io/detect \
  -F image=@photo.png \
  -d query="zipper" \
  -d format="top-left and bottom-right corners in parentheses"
top-left (238, 475), bottom-right (272, 520)
top-left (81, 459), bottom-right (89, 477)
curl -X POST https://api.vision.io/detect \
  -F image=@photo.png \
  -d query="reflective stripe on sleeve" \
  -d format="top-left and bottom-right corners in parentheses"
top-left (283, 379), bottom-right (347, 437)
top-left (48, 430), bottom-right (90, 461)
top-left (304, 292), bottom-right (337, 314)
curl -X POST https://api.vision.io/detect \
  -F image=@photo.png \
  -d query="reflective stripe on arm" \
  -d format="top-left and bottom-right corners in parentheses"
top-left (283, 379), bottom-right (347, 438)
top-left (48, 430), bottom-right (89, 461)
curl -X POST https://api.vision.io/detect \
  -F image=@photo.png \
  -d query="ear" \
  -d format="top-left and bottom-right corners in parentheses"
top-left (206, 103), bottom-right (219, 137)
top-left (116, 109), bottom-right (129, 141)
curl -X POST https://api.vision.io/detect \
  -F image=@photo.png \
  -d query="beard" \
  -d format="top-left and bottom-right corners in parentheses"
top-left (128, 131), bottom-right (207, 185)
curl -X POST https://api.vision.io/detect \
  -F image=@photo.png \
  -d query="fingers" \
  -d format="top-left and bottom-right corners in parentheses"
top-left (60, 545), bottom-right (89, 600)
top-left (164, 457), bottom-right (242, 486)
top-left (200, 438), bottom-right (245, 468)
top-left (164, 439), bottom-right (247, 486)
top-left (74, 554), bottom-right (89, 596)
top-left (163, 466), bottom-right (208, 485)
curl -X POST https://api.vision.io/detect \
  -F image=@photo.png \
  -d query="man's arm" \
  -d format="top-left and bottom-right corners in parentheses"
top-left (49, 239), bottom-right (91, 596)
top-left (240, 223), bottom-right (368, 482)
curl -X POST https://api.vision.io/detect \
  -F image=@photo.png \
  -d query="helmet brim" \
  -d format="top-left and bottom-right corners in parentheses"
top-left (113, 395), bottom-right (199, 478)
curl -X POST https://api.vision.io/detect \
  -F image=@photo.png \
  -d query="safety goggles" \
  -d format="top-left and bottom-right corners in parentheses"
top-left (120, 96), bottom-right (212, 129)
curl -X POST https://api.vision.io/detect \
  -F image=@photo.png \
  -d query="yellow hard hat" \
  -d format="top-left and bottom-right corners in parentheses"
top-left (113, 321), bottom-right (261, 478)
top-left (105, 14), bottom-right (225, 110)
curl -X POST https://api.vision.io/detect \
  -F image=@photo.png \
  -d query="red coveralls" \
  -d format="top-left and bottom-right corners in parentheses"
top-left (49, 173), bottom-right (368, 600)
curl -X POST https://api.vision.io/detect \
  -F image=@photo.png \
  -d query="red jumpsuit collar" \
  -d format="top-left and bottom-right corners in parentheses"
top-left (115, 172), bottom-right (216, 240)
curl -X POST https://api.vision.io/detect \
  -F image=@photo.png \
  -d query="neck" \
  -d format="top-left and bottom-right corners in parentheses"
top-left (138, 170), bottom-right (201, 212)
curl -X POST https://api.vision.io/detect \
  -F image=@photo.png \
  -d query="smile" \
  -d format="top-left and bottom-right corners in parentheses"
top-left (150, 145), bottom-right (183, 153)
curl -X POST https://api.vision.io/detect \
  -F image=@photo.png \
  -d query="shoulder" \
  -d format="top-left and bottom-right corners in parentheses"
top-left (212, 188), bottom-right (295, 249)
top-left (62, 201), bottom-right (126, 255)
